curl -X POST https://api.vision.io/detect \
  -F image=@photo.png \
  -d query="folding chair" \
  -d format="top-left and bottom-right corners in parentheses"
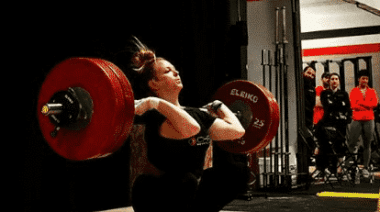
top-left (310, 126), bottom-right (359, 187)
top-left (309, 126), bottom-right (338, 187)
top-left (346, 121), bottom-right (380, 184)
top-left (368, 122), bottom-right (380, 184)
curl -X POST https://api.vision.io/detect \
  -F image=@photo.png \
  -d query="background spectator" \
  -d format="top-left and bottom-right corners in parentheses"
top-left (313, 72), bottom-right (330, 125)
top-left (303, 66), bottom-right (316, 130)
top-left (348, 70), bottom-right (379, 178)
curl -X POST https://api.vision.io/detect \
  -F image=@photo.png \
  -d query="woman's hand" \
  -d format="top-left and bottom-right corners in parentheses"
top-left (134, 97), bottom-right (160, 116)
top-left (202, 100), bottom-right (223, 118)
top-left (205, 100), bottom-right (246, 141)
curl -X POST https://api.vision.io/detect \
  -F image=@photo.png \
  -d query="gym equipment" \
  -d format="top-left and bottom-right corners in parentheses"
top-left (38, 58), bottom-right (135, 160)
top-left (212, 80), bottom-right (279, 154)
top-left (37, 58), bottom-right (279, 160)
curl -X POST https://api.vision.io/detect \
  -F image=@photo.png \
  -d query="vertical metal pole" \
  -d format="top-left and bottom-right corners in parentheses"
top-left (262, 49), bottom-right (267, 188)
top-left (262, 49), bottom-right (267, 87)
top-left (274, 49), bottom-right (279, 187)
top-left (364, 56), bottom-right (373, 88)
top-left (337, 61), bottom-right (346, 92)
top-left (353, 58), bottom-right (360, 87)
top-left (268, 50), bottom-right (273, 186)
top-left (322, 60), bottom-right (330, 73)
top-left (268, 50), bottom-right (272, 91)
top-left (275, 6), bottom-right (283, 186)
top-left (282, 6), bottom-right (290, 187)
top-left (282, 6), bottom-right (288, 44)
top-left (279, 46), bottom-right (284, 185)
top-left (275, 7), bottom-right (279, 47)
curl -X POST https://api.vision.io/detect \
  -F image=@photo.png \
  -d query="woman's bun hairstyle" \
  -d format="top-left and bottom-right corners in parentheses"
top-left (131, 36), bottom-right (156, 72)
top-left (130, 36), bottom-right (158, 98)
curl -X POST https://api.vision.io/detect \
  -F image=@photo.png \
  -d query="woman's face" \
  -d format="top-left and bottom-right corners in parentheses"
top-left (150, 59), bottom-right (183, 93)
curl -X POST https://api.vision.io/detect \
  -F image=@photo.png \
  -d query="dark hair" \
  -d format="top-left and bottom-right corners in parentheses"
top-left (321, 72), bottom-right (330, 79)
top-left (131, 37), bottom-right (156, 75)
top-left (303, 66), bottom-right (315, 73)
top-left (131, 37), bottom-right (164, 97)
top-left (358, 69), bottom-right (369, 78)
top-left (329, 72), bottom-right (340, 81)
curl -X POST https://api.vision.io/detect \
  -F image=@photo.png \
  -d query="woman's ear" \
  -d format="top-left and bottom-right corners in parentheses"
top-left (148, 78), bottom-right (159, 91)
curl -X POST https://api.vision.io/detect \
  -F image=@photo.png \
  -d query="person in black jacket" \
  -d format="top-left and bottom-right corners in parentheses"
top-left (315, 73), bottom-right (351, 174)
top-left (303, 66), bottom-right (316, 130)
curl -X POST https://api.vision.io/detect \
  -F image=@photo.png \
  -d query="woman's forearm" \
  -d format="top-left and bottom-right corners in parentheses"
top-left (215, 104), bottom-right (245, 133)
top-left (206, 102), bottom-right (245, 141)
top-left (156, 99), bottom-right (201, 137)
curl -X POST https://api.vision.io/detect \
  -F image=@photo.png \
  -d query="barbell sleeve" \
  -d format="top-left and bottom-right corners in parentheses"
top-left (275, 7), bottom-right (280, 45)
top-left (282, 6), bottom-right (288, 44)
top-left (41, 103), bottom-right (63, 116)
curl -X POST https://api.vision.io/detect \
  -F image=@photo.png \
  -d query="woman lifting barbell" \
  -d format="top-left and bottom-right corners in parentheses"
top-left (130, 37), bottom-right (249, 212)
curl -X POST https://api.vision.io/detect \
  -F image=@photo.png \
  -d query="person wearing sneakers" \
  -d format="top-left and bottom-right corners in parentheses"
top-left (348, 70), bottom-right (379, 178)
top-left (316, 73), bottom-right (351, 175)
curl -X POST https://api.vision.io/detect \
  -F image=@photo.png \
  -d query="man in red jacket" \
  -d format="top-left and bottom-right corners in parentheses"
top-left (313, 72), bottom-right (330, 125)
top-left (348, 70), bottom-right (378, 178)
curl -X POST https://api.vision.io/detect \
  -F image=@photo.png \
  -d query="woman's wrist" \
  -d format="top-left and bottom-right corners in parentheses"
top-left (149, 97), bottom-right (160, 110)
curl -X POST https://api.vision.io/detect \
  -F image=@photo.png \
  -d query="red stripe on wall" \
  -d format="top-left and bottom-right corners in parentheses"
top-left (302, 43), bottom-right (380, 57)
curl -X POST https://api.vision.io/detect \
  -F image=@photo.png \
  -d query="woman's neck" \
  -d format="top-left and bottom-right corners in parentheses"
top-left (156, 91), bottom-right (181, 107)
top-left (165, 97), bottom-right (180, 107)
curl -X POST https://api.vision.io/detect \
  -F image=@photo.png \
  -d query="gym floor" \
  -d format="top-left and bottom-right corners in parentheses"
top-left (99, 177), bottom-right (380, 212)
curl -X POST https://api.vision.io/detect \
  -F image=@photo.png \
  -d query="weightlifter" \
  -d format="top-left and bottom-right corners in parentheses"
top-left (130, 38), bottom-right (249, 212)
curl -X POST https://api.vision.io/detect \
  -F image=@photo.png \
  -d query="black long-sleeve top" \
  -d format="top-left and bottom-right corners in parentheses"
top-left (304, 78), bottom-right (316, 128)
top-left (320, 89), bottom-right (352, 126)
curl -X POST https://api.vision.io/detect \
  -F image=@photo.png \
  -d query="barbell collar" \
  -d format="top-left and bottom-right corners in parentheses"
top-left (41, 103), bottom-right (63, 116)
top-left (41, 87), bottom-right (93, 131)
top-left (235, 110), bottom-right (242, 120)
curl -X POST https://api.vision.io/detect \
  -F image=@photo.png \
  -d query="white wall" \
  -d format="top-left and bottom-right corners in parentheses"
top-left (300, 0), bottom-right (380, 48)
top-left (300, 0), bottom-right (380, 32)
top-left (247, 0), bottom-right (298, 168)
top-left (300, 0), bottom-right (380, 94)
top-left (302, 35), bottom-right (380, 49)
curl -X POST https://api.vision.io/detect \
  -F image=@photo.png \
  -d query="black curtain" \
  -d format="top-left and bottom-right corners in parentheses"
top-left (23, 1), bottom-right (246, 211)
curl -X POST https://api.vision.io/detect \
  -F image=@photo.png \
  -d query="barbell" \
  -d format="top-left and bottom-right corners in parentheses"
top-left (37, 58), bottom-right (279, 160)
